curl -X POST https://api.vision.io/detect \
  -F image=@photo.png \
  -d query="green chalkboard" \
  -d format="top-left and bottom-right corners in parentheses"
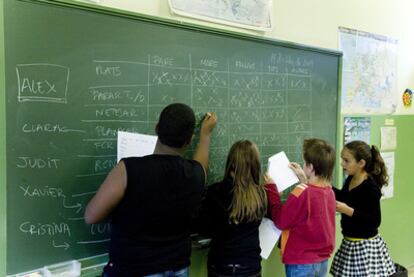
top-left (4, 0), bottom-right (341, 274)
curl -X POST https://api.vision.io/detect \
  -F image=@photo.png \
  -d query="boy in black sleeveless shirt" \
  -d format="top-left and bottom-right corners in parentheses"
top-left (85, 103), bottom-right (217, 276)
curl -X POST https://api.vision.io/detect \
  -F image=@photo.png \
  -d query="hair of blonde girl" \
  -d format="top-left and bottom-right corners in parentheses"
top-left (224, 140), bottom-right (267, 224)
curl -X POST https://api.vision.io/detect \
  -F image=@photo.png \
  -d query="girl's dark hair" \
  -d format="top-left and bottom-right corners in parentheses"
top-left (345, 140), bottom-right (389, 188)
top-left (224, 140), bottom-right (267, 224)
top-left (156, 103), bottom-right (195, 148)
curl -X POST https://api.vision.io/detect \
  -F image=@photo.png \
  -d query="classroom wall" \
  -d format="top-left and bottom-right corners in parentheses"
top-left (370, 115), bottom-right (414, 268)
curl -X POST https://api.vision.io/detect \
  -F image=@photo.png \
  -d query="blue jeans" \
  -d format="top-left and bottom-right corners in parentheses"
top-left (208, 264), bottom-right (261, 277)
top-left (144, 267), bottom-right (189, 277)
top-left (285, 260), bottom-right (328, 277)
top-left (102, 267), bottom-right (189, 277)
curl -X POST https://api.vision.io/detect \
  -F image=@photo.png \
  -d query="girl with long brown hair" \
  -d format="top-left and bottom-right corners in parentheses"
top-left (195, 140), bottom-right (267, 277)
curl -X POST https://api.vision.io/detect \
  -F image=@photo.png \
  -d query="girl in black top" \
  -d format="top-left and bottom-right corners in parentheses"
top-left (195, 140), bottom-right (267, 277)
top-left (330, 140), bottom-right (395, 277)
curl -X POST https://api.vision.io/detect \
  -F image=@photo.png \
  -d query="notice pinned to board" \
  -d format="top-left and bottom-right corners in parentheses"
top-left (380, 126), bottom-right (397, 150)
top-left (343, 117), bottom-right (371, 144)
top-left (117, 131), bottom-right (157, 162)
top-left (267, 151), bottom-right (299, 192)
top-left (381, 151), bottom-right (395, 199)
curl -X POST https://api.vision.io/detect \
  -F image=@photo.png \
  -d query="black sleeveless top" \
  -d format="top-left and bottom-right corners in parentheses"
top-left (105, 155), bottom-right (205, 276)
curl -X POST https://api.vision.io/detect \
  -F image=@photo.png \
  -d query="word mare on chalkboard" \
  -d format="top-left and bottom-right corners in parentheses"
top-left (4, 0), bottom-right (341, 274)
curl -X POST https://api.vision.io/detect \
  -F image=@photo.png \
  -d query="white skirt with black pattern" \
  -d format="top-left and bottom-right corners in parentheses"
top-left (330, 235), bottom-right (396, 277)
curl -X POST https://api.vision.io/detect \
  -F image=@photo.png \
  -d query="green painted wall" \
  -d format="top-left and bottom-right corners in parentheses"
top-left (371, 115), bottom-right (414, 268)
top-left (333, 115), bottom-right (414, 271)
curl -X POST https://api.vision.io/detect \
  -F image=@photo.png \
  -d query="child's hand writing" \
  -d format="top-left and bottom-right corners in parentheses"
top-left (200, 112), bottom-right (217, 136)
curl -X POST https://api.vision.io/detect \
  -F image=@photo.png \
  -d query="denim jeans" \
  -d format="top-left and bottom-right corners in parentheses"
top-left (208, 264), bottom-right (261, 277)
top-left (102, 267), bottom-right (189, 277)
top-left (144, 267), bottom-right (189, 277)
top-left (285, 260), bottom-right (328, 277)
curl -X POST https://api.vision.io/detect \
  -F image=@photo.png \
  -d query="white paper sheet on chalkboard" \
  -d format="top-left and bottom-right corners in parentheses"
top-left (117, 131), bottom-right (157, 162)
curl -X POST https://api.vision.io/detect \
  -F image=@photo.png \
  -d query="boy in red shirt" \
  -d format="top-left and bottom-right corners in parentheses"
top-left (266, 138), bottom-right (336, 277)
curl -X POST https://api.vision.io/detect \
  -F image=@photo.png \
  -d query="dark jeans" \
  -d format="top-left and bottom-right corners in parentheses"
top-left (102, 267), bottom-right (188, 277)
top-left (208, 264), bottom-right (261, 277)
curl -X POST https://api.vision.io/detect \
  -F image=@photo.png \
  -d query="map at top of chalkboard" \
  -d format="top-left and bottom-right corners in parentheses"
top-left (169, 0), bottom-right (272, 30)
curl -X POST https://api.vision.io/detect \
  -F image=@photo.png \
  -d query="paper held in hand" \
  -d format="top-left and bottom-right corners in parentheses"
top-left (117, 131), bottom-right (157, 162)
top-left (267, 151), bottom-right (299, 192)
top-left (259, 217), bottom-right (281, 259)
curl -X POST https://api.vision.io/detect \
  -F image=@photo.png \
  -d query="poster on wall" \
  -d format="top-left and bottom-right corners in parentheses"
top-left (402, 88), bottom-right (412, 108)
top-left (339, 27), bottom-right (398, 115)
top-left (380, 126), bottom-right (397, 150)
top-left (168, 0), bottom-right (272, 31)
top-left (381, 151), bottom-right (394, 199)
top-left (343, 117), bottom-right (371, 144)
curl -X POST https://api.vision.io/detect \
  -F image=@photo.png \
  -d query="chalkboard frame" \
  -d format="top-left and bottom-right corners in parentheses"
top-left (0, 1), bottom-right (7, 277)
top-left (1, 0), bottom-right (343, 275)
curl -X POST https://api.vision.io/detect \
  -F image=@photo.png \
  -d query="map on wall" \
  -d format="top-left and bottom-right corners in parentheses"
top-left (339, 27), bottom-right (398, 114)
top-left (168, 0), bottom-right (272, 30)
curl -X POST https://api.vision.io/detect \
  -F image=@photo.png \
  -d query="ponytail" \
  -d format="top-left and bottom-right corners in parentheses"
top-left (344, 141), bottom-right (389, 188)
top-left (369, 145), bottom-right (389, 188)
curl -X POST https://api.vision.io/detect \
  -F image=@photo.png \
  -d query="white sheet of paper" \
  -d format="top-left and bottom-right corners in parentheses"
top-left (267, 151), bottom-right (299, 192)
top-left (381, 151), bottom-right (395, 199)
top-left (259, 217), bottom-right (281, 259)
top-left (117, 131), bottom-right (157, 162)
top-left (380, 126), bottom-right (397, 150)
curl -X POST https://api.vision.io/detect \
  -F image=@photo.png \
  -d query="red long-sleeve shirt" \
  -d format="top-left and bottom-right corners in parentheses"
top-left (266, 183), bottom-right (336, 264)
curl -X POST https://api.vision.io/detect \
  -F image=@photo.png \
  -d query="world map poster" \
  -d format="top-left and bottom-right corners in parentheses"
top-left (339, 27), bottom-right (398, 114)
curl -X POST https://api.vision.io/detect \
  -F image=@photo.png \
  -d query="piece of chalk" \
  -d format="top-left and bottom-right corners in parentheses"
top-left (24, 273), bottom-right (42, 277)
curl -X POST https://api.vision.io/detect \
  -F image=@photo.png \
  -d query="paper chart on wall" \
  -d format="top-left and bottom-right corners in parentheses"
top-left (380, 126), bottom-right (397, 150)
top-left (381, 151), bottom-right (394, 199)
top-left (343, 117), bottom-right (371, 144)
